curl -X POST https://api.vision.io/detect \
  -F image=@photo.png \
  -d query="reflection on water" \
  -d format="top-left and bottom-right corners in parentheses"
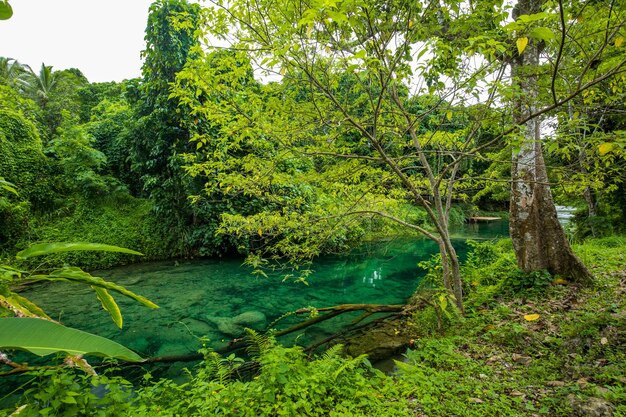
top-left (363, 267), bottom-right (383, 287)
top-left (20, 220), bottom-right (508, 359)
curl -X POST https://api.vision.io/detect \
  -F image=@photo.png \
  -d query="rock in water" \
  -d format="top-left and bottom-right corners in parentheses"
top-left (233, 311), bottom-right (267, 328)
top-left (208, 311), bottom-right (267, 337)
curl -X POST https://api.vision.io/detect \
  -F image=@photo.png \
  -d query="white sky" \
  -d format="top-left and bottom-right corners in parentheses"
top-left (0, 0), bottom-right (155, 83)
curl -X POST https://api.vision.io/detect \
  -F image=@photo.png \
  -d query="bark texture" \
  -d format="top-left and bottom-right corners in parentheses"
top-left (510, 0), bottom-right (592, 284)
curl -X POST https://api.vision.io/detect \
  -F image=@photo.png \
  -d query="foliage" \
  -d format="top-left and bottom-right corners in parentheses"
top-left (18, 64), bottom-right (61, 109)
top-left (83, 98), bottom-right (136, 189)
top-left (45, 112), bottom-right (117, 198)
top-left (10, 369), bottom-right (134, 417)
top-left (172, 0), bottom-right (625, 305)
top-left (549, 100), bottom-right (626, 239)
top-left (0, 108), bottom-right (56, 249)
top-left (0, 109), bottom-right (48, 202)
top-left (124, 0), bottom-right (220, 258)
top-left (18, 65), bottom-right (89, 141)
top-left (0, 245), bottom-right (153, 416)
top-left (460, 240), bottom-right (557, 307)
top-left (0, 318), bottom-right (142, 361)
top-left (401, 236), bottom-right (626, 416)
top-left (1, 242), bottom-right (157, 328)
top-left (395, 338), bottom-right (530, 416)
top-left (0, 82), bottom-right (39, 120)
top-left (131, 338), bottom-right (409, 416)
top-left (27, 196), bottom-right (169, 270)
top-left (0, 183), bottom-right (29, 251)
top-left (0, 243), bottom-right (155, 415)
top-left (75, 81), bottom-right (123, 123)
top-left (2, 237), bottom-right (625, 416)
top-left (16, 242), bottom-right (142, 260)
top-left (1, 0), bottom-right (626, 413)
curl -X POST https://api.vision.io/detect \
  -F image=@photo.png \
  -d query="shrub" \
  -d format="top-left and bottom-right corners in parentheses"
top-left (132, 339), bottom-right (409, 416)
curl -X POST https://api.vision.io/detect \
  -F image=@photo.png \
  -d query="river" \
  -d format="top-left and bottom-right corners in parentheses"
top-left (19, 220), bottom-right (507, 363)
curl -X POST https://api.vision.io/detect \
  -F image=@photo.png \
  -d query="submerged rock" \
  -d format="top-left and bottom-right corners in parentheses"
top-left (155, 343), bottom-right (195, 358)
top-left (206, 310), bottom-right (267, 337)
top-left (181, 317), bottom-right (213, 337)
top-left (233, 311), bottom-right (266, 327)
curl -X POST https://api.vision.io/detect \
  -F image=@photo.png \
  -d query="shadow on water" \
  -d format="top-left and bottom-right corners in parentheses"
top-left (8, 221), bottom-right (508, 381)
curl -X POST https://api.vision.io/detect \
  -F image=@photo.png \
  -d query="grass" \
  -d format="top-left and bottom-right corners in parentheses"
top-left (396, 237), bottom-right (626, 416)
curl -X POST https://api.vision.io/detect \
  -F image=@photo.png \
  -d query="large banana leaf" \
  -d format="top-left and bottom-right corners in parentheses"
top-left (0, 318), bottom-right (143, 362)
top-left (31, 267), bottom-right (158, 310)
top-left (16, 242), bottom-right (143, 260)
top-left (0, 294), bottom-right (50, 319)
top-left (92, 286), bottom-right (123, 328)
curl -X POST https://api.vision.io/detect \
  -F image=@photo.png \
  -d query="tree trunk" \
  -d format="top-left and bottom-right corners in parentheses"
top-left (439, 233), bottom-right (463, 313)
top-left (510, 0), bottom-right (592, 284)
top-left (583, 185), bottom-right (598, 237)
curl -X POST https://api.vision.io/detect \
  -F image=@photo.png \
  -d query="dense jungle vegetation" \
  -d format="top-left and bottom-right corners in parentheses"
top-left (1, 0), bottom-right (625, 415)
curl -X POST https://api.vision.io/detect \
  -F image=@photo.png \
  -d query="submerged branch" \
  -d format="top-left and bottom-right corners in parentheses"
top-left (136, 304), bottom-right (407, 365)
top-left (0, 304), bottom-right (412, 375)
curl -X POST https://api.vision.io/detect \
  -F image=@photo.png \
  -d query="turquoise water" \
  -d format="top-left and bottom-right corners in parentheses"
top-left (20, 221), bottom-right (508, 360)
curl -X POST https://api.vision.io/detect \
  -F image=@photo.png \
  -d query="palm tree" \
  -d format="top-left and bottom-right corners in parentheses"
top-left (18, 63), bottom-right (62, 108)
top-left (0, 56), bottom-right (26, 87)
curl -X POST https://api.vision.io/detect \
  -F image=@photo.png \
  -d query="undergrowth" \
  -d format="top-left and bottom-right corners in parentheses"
top-left (18, 195), bottom-right (169, 270)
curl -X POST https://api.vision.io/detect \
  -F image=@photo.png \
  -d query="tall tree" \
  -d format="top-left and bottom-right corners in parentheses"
top-left (0, 57), bottom-right (25, 88)
top-left (175, 0), bottom-right (519, 311)
top-left (179, 0), bottom-right (626, 308)
top-left (128, 0), bottom-right (212, 256)
top-left (18, 63), bottom-right (60, 109)
top-left (508, 0), bottom-right (626, 282)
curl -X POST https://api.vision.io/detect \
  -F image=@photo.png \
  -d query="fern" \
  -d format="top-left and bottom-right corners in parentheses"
top-left (321, 343), bottom-right (343, 361)
top-left (197, 347), bottom-right (245, 385)
top-left (244, 328), bottom-right (273, 359)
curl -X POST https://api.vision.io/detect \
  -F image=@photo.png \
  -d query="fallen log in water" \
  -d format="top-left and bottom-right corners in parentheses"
top-left (133, 303), bottom-right (407, 365)
top-left (0, 303), bottom-right (411, 376)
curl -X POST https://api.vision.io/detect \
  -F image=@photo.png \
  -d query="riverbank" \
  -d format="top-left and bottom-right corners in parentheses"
top-left (386, 236), bottom-right (626, 416)
top-left (4, 236), bottom-right (623, 416)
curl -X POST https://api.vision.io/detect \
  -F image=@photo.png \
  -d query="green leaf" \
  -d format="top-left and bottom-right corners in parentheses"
top-left (517, 37), bottom-right (529, 55)
top-left (598, 143), bottom-right (614, 156)
top-left (517, 12), bottom-right (550, 24)
top-left (0, 1), bottom-right (13, 20)
top-left (327, 10), bottom-right (347, 24)
top-left (529, 27), bottom-right (556, 42)
top-left (16, 242), bottom-right (143, 260)
top-left (4, 293), bottom-right (50, 319)
top-left (438, 293), bottom-right (448, 312)
top-left (32, 267), bottom-right (159, 310)
top-left (0, 318), bottom-right (143, 361)
top-left (0, 179), bottom-right (18, 196)
top-left (351, 50), bottom-right (366, 60)
top-left (93, 287), bottom-right (123, 328)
